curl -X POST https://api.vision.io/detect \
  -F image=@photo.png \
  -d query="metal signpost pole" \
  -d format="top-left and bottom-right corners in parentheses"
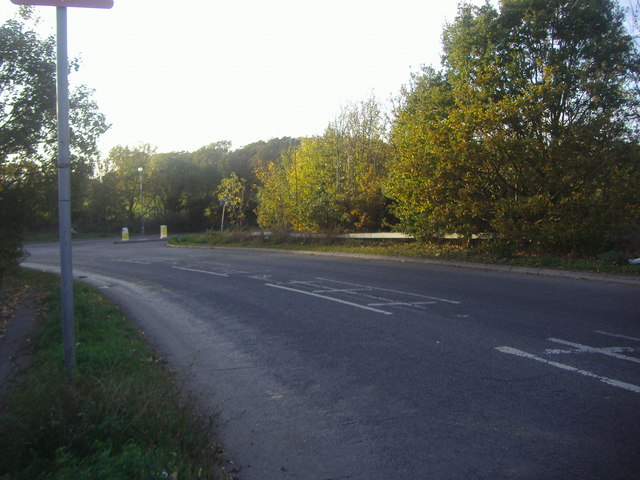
top-left (11, 0), bottom-right (114, 376)
top-left (56, 5), bottom-right (76, 376)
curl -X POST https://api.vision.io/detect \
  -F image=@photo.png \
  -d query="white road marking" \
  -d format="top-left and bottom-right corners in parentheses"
top-left (545, 346), bottom-right (636, 355)
top-left (287, 278), bottom-right (460, 312)
top-left (595, 330), bottom-right (640, 342)
top-left (547, 338), bottom-right (640, 365)
top-left (172, 266), bottom-right (229, 277)
top-left (367, 301), bottom-right (437, 307)
top-left (265, 283), bottom-right (393, 315)
top-left (313, 288), bottom-right (372, 294)
top-left (314, 277), bottom-right (461, 304)
top-left (495, 346), bottom-right (640, 394)
top-left (114, 259), bottom-right (151, 265)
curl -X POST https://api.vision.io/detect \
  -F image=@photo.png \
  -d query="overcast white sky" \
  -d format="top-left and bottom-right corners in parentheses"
top-left (12, 0), bottom-right (623, 156)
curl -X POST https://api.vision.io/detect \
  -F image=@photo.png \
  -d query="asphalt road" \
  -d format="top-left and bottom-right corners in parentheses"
top-left (23, 239), bottom-right (640, 480)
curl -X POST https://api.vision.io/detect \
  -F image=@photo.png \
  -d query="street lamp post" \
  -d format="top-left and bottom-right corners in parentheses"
top-left (138, 167), bottom-right (145, 237)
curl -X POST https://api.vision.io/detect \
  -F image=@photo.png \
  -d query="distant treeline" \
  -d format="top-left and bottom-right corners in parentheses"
top-left (3, 0), bottom-right (640, 283)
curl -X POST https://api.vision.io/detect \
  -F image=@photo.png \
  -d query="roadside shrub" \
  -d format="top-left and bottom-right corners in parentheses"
top-left (597, 251), bottom-right (628, 266)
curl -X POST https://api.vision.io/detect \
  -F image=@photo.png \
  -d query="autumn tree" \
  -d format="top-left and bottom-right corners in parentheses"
top-left (320, 97), bottom-right (391, 231)
top-left (387, 0), bottom-right (640, 253)
top-left (257, 98), bottom-right (390, 232)
top-left (255, 145), bottom-right (298, 232)
top-left (216, 172), bottom-right (246, 227)
top-left (226, 137), bottom-right (299, 226)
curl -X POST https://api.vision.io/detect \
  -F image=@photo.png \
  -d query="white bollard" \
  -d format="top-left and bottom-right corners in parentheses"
top-left (160, 225), bottom-right (168, 239)
top-left (121, 227), bottom-right (129, 241)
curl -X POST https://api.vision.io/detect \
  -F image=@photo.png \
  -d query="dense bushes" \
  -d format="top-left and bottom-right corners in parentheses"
top-left (384, 0), bottom-right (640, 255)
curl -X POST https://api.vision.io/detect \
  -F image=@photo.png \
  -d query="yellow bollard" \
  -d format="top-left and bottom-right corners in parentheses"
top-left (160, 225), bottom-right (168, 239)
top-left (121, 227), bottom-right (129, 241)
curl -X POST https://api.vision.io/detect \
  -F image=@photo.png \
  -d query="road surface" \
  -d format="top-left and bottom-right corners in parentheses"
top-left (23, 239), bottom-right (640, 479)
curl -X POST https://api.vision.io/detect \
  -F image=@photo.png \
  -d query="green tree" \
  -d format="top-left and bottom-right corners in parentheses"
top-left (0, 10), bottom-right (108, 277)
top-left (87, 142), bottom-right (232, 234)
top-left (101, 144), bottom-right (155, 227)
top-left (0, 165), bottom-right (27, 283)
top-left (0, 13), bottom-right (55, 159)
top-left (188, 141), bottom-right (231, 230)
top-left (0, 12), bottom-right (55, 269)
top-left (387, 0), bottom-right (640, 253)
top-left (146, 151), bottom-right (194, 229)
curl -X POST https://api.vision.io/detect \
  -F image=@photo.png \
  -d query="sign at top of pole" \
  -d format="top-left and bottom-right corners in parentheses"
top-left (11, 0), bottom-right (113, 8)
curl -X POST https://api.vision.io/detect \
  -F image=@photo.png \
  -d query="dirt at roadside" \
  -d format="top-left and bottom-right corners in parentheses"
top-left (0, 284), bottom-right (39, 398)
top-left (1, 283), bottom-right (31, 336)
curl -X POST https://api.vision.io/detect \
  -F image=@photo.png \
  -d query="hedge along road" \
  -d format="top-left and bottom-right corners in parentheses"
top-left (23, 239), bottom-right (640, 480)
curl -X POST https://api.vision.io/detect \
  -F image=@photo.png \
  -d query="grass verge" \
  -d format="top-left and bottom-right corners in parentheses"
top-left (0, 269), bottom-right (230, 480)
top-left (170, 230), bottom-right (640, 276)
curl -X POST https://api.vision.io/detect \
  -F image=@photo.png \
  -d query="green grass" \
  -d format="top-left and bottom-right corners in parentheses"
top-left (0, 270), bottom-right (230, 480)
top-left (170, 231), bottom-right (640, 276)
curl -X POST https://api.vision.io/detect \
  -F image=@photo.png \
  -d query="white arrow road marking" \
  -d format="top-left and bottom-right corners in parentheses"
top-left (545, 346), bottom-right (636, 355)
top-left (547, 338), bottom-right (640, 365)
